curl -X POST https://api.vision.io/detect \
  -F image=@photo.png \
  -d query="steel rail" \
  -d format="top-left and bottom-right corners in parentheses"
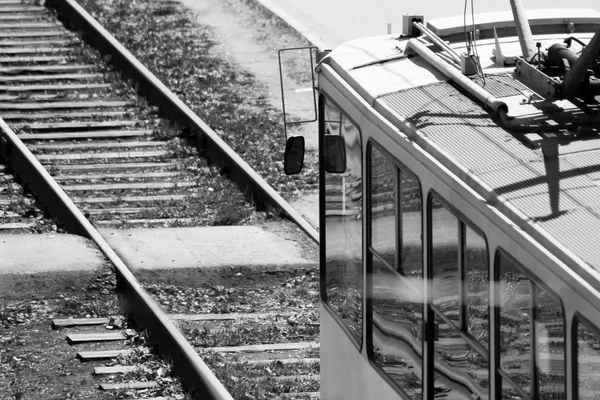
top-left (46, 0), bottom-right (319, 245)
top-left (0, 118), bottom-right (234, 400)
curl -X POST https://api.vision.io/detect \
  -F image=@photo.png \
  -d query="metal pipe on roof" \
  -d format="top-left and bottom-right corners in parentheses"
top-left (405, 38), bottom-right (507, 115)
top-left (509, 0), bottom-right (536, 59)
top-left (403, 38), bottom-right (552, 132)
top-left (413, 21), bottom-right (461, 65)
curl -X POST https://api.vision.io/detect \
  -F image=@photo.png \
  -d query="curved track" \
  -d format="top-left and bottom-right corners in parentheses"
top-left (0, 0), bottom-right (319, 398)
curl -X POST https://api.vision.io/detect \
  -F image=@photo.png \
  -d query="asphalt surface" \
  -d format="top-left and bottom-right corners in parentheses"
top-left (259, 0), bottom-right (600, 47)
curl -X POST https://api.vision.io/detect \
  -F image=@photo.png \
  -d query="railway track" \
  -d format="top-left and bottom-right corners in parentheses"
top-left (144, 272), bottom-right (321, 399)
top-left (1, 272), bottom-right (191, 400)
top-left (0, 0), bottom-right (320, 399)
top-left (0, 0), bottom-right (256, 228)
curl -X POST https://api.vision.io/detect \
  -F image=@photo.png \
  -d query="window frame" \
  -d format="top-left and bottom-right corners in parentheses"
top-left (367, 139), bottom-right (424, 399)
top-left (426, 191), bottom-right (491, 397)
top-left (573, 314), bottom-right (600, 400)
top-left (319, 92), bottom-right (365, 351)
top-left (494, 249), bottom-right (568, 400)
top-left (367, 141), bottom-right (422, 276)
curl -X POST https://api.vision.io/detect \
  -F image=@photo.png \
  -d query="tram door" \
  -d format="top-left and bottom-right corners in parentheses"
top-left (368, 141), bottom-right (424, 399)
top-left (428, 196), bottom-right (489, 399)
top-left (322, 94), bottom-right (364, 345)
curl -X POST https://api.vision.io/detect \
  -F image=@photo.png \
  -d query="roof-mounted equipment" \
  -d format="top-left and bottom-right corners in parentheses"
top-left (510, 0), bottom-right (600, 103)
top-left (402, 14), bottom-right (425, 37)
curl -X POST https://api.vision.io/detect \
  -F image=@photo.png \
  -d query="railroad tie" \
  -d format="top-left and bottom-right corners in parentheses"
top-left (2, 110), bottom-right (130, 120)
top-left (76, 349), bottom-right (133, 362)
top-left (52, 317), bottom-right (110, 328)
top-left (258, 374), bottom-right (320, 383)
top-left (66, 332), bottom-right (127, 344)
top-left (0, 83), bottom-right (111, 91)
top-left (206, 342), bottom-right (320, 353)
top-left (0, 221), bottom-right (37, 230)
top-left (243, 357), bottom-right (320, 366)
top-left (18, 130), bottom-right (153, 141)
top-left (99, 381), bottom-right (159, 391)
top-left (93, 365), bottom-right (138, 375)
top-left (278, 393), bottom-right (320, 399)
top-left (0, 22), bottom-right (61, 29)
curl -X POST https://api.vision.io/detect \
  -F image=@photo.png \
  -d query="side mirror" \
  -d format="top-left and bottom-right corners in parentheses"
top-left (324, 135), bottom-right (346, 173)
top-left (284, 136), bottom-right (305, 175)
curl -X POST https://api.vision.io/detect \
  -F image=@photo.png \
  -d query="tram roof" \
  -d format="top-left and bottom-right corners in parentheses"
top-left (322, 8), bottom-right (600, 280)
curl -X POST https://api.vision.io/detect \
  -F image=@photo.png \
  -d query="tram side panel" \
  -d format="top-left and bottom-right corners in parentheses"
top-left (319, 71), bottom-right (408, 400)
top-left (317, 60), bottom-right (600, 399)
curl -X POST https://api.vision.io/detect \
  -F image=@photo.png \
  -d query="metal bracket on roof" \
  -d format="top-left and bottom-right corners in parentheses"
top-left (514, 58), bottom-right (560, 99)
top-left (402, 14), bottom-right (424, 37)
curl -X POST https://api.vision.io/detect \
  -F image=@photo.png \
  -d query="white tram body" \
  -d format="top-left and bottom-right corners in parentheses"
top-left (301, 4), bottom-right (600, 400)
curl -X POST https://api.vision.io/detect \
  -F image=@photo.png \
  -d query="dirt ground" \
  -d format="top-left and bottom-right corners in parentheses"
top-left (181, 0), bottom-right (319, 145)
top-left (180, 0), bottom-right (321, 225)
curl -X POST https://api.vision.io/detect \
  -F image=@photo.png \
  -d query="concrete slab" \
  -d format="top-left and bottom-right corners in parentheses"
top-left (0, 233), bottom-right (105, 274)
top-left (99, 225), bottom-right (315, 271)
top-left (289, 191), bottom-right (319, 229)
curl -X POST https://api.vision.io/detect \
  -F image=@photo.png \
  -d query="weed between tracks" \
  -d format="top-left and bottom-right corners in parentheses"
top-left (183, 317), bottom-right (319, 348)
top-left (0, 172), bottom-right (59, 233)
top-left (144, 272), bottom-right (319, 315)
top-left (204, 351), bottom-right (321, 400)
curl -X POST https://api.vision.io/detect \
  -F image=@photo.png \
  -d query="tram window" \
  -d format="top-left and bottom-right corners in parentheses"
top-left (498, 256), bottom-right (532, 395)
top-left (372, 260), bottom-right (423, 399)
top-left (497, 253), bottom-right (565, 399)
top-left (430, 195), bottom-right (489, 398)
top-left (433, 311), bottom-right (490, 397)
top-left (576, 319), bottom-right (600, 399)
top-left (371, 146), bottom-right (396, 268)
top-left (431, 198), bottom-right (460, 326)
top-left (466, 226), bottom-right (489, 348)
top-left (400, 173), bottom-right (422, 277)
top-left (369, 144), bottom-right (423, 399)
top-left (536, 290), bottom-right (565, 398)
top-left (323, 95), bottom-right (363, 344)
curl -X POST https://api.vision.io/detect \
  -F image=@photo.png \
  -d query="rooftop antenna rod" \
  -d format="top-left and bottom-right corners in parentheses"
top-left (509, 0), bottom-right (536, 59)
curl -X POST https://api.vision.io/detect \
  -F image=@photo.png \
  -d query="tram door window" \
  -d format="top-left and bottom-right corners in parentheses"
top-left (369, 144), bottom-right (423, 399)
top-left (430, 195), bottom-right (489, 399)
top-left (497, 253), bottom-right (565, 399)
top-left (323, 95), bottom-right (363, 344)
top-left (466, 229), bottom-right (489, 348)
top-left (576, 319), bottom-right (600, 399)
top-left (401, 174), bottom-right (422, 277)
top-left (535, 288), bottom-right (564, 398)
top-left (371, 147), bottom-right (395, 267)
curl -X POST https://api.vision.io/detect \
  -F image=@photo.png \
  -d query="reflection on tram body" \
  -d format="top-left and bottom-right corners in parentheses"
top-left (324, 95), bottom-right (364, 342)
top-left (318, 96), bottom-right (600, 398)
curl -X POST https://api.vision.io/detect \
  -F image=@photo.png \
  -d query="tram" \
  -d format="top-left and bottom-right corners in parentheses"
top-left (284, 0), bottom-right (600, 398)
